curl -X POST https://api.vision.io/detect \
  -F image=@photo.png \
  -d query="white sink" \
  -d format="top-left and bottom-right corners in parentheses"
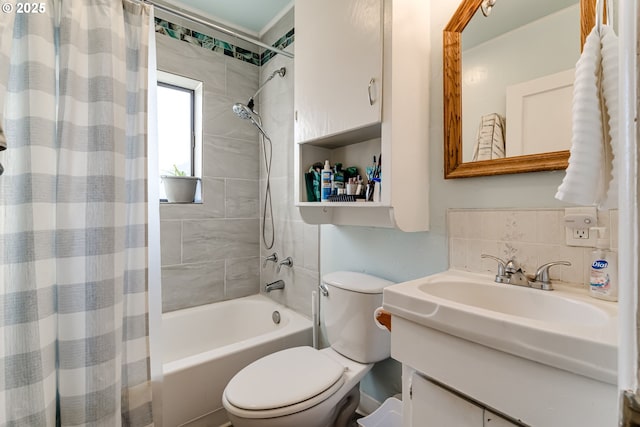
top-left (418, 280), bottom-right (610, 326)
top-left (383, 270), bottom-right (618, 384)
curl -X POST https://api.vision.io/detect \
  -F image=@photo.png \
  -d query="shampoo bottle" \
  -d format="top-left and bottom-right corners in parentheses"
top-left (333, 163), bottom-right (345, 195)
top-left (321, 160), bottom-right (332, 201)
top-left (589, 227), bottom-right (618, 301)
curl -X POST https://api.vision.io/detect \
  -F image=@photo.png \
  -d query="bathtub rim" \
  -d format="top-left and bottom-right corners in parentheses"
top-left (162, 294), bottom-right (312, 375)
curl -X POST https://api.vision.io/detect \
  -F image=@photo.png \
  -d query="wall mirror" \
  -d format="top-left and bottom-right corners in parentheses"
top-left (444, 0), bottom-right (597, 178)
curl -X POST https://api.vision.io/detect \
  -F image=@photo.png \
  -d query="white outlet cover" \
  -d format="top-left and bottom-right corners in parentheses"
top-left (564, 207), bottom-right (598, 247)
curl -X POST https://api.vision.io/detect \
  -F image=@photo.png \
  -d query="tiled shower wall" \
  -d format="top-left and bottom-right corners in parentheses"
top-left (155, 9), bottom-right (318, 315)
top-left (156, 16), bottom-right (262, 313)
top-left (448, 208), bottom-right (618, 286)
top-left (258, 9), bottom-right (321, 319)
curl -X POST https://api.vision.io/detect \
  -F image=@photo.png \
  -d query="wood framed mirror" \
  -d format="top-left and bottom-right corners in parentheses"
top-left (444, 0), bottom-right (597, 178)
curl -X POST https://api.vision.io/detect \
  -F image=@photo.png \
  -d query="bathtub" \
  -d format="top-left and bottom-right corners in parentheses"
top-left (161, 294), bottom-right (313, 427)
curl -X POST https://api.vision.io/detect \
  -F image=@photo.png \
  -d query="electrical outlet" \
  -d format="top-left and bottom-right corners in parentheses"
top-left (564, 207), bottom-right (598, 247)
top-left (573, 228), bottom-right (589, 239)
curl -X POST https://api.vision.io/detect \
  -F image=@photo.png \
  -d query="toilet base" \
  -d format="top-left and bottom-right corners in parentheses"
top-left (333, 386), bottom-right (360, 427)
top-left (226, 385), bottom-right (360, 427)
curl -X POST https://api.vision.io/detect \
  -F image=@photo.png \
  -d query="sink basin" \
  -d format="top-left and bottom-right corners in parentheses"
top-left (418, 280), bottom-right (610, 326)
top-left (383, 270), bottom-right (618, 384)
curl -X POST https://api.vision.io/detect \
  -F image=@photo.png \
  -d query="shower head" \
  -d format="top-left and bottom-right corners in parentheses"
top-left (232, 102), bottom-right (254, 120)
top-left (232, 102), bottom-right (269, 138)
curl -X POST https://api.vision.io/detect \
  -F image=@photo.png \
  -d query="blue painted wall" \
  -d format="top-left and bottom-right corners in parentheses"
top-left (321, 0), bottom-right (572, 403)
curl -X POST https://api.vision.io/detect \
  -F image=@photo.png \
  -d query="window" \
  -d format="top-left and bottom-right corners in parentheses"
top-left (156, 71), bottom-right (203, 201)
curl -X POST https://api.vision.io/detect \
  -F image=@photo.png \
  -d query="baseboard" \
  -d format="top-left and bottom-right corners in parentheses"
top-left (357, 390), bottom-right (381, 416)
top-left (178, 407), bottom-right (229, 427)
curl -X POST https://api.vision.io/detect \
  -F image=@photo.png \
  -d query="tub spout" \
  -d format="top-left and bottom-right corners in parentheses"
top-left (265, 279), bottom-right (285, 293)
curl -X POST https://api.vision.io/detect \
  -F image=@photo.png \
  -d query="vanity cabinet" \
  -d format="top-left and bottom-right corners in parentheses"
top-left (406, 370), bottom-right (521, 427)
top-left (293, 0), bottom-right (430, 231)
top-left (392, 316), bottom-right (617, 427)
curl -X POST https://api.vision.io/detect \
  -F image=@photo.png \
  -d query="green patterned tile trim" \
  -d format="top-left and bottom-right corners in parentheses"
top-left (155, 18), bottom-right (293, 67)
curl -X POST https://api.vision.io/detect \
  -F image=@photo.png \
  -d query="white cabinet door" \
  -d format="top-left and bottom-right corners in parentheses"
top-left (409, 373), bottom-right (483, 427)
top-left (484, 410), bottom-right (520, 427)
top-left (294, 0), bottom-right (383, 143)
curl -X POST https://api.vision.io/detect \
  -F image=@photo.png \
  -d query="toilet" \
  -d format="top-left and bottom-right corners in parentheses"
top-left (222, 271), bottom-right (393, 427)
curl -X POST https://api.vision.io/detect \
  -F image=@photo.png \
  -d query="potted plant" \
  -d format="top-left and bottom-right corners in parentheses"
top-left (161, 165), bottom-right (200, 203)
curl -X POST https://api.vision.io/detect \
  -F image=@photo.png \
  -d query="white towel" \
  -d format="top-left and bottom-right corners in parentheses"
top-left (600, 26), bottom-right (619, 209)
top-left (471, 113), bottom-right (505, 161)
top-left (555, 25), bottom-right (619, 208)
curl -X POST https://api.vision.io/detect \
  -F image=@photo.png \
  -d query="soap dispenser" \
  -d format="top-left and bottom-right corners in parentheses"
top-left (588, 227), bottom-right (618, 302)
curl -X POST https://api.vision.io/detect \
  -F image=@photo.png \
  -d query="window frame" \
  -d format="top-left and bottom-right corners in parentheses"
top-left (156, 71), bottom-right (203, 202)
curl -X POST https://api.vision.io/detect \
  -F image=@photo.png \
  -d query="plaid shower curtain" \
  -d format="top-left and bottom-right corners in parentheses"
top-left (0, 1), bottom-right (154, 425)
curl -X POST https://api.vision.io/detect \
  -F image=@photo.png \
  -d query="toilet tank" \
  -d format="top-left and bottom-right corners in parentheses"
top-left (321, 271), bottom-right (394, 364)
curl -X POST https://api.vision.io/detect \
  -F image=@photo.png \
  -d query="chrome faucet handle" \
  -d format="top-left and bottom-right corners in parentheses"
top-left (263, 252), bottom-right (278, 268)
top-left (531, 261), bottom-right (572, 290)
top-left (481, 254), bottom-right (509, 283)
top-left (277, 256), bottom-right (293, 273)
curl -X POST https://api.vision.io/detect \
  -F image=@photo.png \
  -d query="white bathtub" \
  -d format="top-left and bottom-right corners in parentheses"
top-left (161, 294), bottom-right (313, 427)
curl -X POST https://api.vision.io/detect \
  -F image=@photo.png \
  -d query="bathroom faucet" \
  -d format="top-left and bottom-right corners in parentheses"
top-left (265, 279), bottom-right (285, 292)
top-left (277, 256), bottom-right (293, 273)
top-left (482, 254), bottom-right (571, 291)
top-left (263, 252), bottom-right (278, 268)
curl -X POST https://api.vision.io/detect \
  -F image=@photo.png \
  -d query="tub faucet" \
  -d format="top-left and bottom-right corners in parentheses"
top-left (265, 279), bottom-right (285, 293)
top-left (277, 256), bottom-right (293, 273)
top-left (263, 252), bottom-right (278, 268)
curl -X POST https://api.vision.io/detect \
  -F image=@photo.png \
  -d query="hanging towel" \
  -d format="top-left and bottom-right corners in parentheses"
top-left (600, 25), bottom-right (619, 209)
top-left (472, 113), bottom-right (506, 161)
top-left (555, 24), bottom-right (619, 208)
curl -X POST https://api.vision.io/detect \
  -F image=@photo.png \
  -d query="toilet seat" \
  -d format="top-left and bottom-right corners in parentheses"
top-left (223, 346), bottom-right (346, 418)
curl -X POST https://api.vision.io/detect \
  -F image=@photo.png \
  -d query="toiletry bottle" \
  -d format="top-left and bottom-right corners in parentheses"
top-left (333, 163), bottom-right (345, 195)
top-left (321, 160), bottom-right (332, 201)
top-left (589, 227), bottom-right (618, 301)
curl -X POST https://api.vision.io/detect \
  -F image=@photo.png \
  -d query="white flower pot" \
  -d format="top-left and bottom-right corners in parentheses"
top-left (161, 175), bottom-right (199, 203)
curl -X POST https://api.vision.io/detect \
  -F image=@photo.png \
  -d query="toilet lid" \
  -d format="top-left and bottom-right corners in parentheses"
top-left (224, 346), bottom-right (345, 411)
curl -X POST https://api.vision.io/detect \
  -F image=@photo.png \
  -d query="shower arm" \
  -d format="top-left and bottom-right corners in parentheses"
top-left (247, 67), bottom-right (286, 110)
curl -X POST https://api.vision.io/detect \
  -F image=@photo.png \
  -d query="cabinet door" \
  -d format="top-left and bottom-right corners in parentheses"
top-left (409, 373), bottom-right (483, 427)
top-left (484, 410), bottom-right (520, 427)
top-left (294, 0), bottom-right (383, 143)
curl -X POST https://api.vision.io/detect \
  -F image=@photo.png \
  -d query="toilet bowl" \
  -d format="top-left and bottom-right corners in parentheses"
top-left (223, 346), bottom-right (372, 427)
top-left (222, 271), bottom-right (394, 427)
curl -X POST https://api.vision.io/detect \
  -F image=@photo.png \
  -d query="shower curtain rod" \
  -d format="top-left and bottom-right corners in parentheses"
top-left (145, 0), bottom-right (295, 59)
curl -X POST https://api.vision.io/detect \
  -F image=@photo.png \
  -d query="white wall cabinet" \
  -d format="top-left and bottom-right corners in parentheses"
top-left (293, 0), bottom-right (430, 231)
top-left (405, 370), bottom-right (521, 427)
top-left (294, 0), bottom-right (382, 143)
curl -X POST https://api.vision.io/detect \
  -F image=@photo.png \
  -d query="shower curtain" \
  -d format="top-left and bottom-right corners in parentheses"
top-left (0, 1), bottom-right (154, 425)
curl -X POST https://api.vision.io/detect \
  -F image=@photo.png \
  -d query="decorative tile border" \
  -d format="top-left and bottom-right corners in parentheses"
top-left (155, 18), bottom-right (294, 67)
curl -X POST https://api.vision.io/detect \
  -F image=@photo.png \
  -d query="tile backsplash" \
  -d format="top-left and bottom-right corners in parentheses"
top-left (448, 208), bottom-right (618, 286)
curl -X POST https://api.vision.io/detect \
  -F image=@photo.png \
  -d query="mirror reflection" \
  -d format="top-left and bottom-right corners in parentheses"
top-left (461, 0), bottom-right (580, 163)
